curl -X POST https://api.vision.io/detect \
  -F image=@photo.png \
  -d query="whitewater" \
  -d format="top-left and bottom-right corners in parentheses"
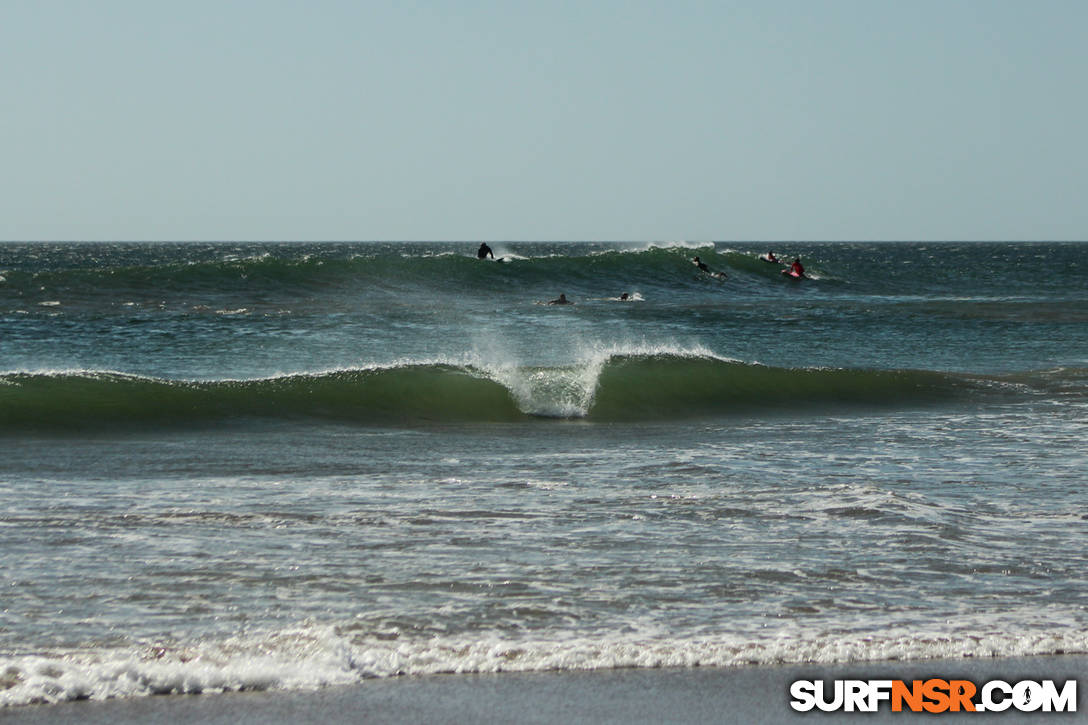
top-left (1, 241), bottom-right (1086, 708)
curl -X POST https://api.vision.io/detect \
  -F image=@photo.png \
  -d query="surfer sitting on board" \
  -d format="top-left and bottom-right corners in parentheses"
top-left (477, 243), bottom-right (494, 259)
top-left (548, 293), bottom-right (573, 305)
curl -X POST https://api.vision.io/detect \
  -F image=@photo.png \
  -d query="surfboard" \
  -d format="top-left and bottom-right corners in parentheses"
top-left (781, 269), bottom-right (805, 280)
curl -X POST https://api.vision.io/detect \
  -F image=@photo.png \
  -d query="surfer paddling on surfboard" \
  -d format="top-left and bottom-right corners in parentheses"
top-left (547, 293), bottom-right (573, 305)
top-left (693, 256), bottom-right (726, 279)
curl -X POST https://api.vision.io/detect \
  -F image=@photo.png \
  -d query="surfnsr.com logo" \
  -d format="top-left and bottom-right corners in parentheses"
top-left (790, 678), bottom-right (1077, 713)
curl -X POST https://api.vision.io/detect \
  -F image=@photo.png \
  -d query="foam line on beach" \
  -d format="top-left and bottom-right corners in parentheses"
top-left (3, 625), bottom-right (1085, 707)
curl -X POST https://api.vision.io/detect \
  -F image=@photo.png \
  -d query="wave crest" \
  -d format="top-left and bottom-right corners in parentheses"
top-left (0, 353), bottom-right (991, 432)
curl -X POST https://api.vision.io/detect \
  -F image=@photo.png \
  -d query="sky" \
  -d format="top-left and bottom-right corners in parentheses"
top-left (2, 0), bottom-right (1086, 241)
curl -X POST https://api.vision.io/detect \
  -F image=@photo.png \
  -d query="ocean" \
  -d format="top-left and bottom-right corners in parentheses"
top-left (1, 241), bottom-right (1085, 707)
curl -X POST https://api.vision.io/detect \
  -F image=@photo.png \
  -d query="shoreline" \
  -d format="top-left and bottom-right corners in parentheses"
top-left (4, 654), bottom-right (1084, 724)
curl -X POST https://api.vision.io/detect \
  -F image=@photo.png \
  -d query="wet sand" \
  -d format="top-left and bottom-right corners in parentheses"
top-left (3, 655), bottom-right (1084, 724)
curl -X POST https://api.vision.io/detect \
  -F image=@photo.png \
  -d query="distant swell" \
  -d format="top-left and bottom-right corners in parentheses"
top-left (5, 243), bottom-right (1086, 313)
top-left (0, 244), bottom-right (807, 301)
top-left (0, 355), bottom-right (1012, 432)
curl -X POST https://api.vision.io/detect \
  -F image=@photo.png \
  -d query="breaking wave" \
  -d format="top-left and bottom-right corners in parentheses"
top-left (0, 353), bottom-right (1023, 431)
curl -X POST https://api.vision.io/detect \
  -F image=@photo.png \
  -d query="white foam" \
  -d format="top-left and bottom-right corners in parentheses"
top-left (3, 624), bottom-right (1085, 707)
top-left (588, 293), bottom-right (645, 302)
top-left (642, 240), bottom-right (715, 251)
top-left (473, 341), bottom-right (724, 417)
top-left (0, 627), bottom-right (357, 707)
top-left (488, 248), bottom-right (530, 261)
top-left (0, 367), bottom-right (147, 380)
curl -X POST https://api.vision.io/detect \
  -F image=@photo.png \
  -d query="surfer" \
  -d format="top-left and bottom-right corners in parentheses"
top-left (619, 293), bottom-right (630, 301)
top-left (477, 243), bottom-right (494, 260)
top-left (789, 258), bottom-right (805, 277)
top-left (763, 251), bottom-right (779, 263)
top-left (548, 293), bottom-right (573, 305)
top-left (693, 256), bottom-right (725, 279)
